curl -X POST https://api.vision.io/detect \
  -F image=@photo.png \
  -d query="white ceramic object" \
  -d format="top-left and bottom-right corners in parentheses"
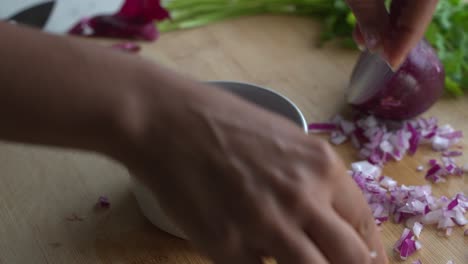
top-left (132, 81), bottom-right (308, 239)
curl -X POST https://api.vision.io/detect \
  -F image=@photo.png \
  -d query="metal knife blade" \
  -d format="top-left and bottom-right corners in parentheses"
top-left (7, 1), bottom-right (55, 29)
top-left (346, 50), bottom-right (395, 104)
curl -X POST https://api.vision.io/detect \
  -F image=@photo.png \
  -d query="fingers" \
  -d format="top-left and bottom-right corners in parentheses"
top-left (303, 201), bottom-right (374, 264)
top-left (332, 177), bottom-right (389, 264)
top-left (270, 226), bottom-right (328, 264)
top-left (383, 0), bottom-right (438, 68)
top-left (345, 0), bottom-right (389, 51)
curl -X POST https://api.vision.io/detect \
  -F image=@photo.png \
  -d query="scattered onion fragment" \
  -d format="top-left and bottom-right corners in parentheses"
top-left (68, 0), bottom-right (170, 41)
top-left (97, 196), bottom-right (111, 208)
top-left (394, 228), bottom-right (418, 260)
top-left (412, 222), bottom-right (423, 238)
top-left (350, 161), bottom-right (468, 243)
top-left (412, 260), bottom-right (422, 264)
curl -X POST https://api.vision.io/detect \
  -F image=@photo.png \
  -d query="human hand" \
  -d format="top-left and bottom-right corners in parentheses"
top-left (345, 0), bottom-right (438, 69)
top-left (124, 70), bottom-right (388, 264)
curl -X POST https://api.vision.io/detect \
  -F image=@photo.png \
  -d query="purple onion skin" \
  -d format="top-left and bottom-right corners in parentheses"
top-left (352, 39), bottom-right (445, 120)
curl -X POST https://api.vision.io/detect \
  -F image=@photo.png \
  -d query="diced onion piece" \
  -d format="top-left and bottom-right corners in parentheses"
top-left (432, 136), bottom-right (450, 151)
top-left (308, 123), bottom-right (338, 132)
top-left (351, 161), bottom-right (382, 179)
top-left (412, 222), bottom-right (423, 238)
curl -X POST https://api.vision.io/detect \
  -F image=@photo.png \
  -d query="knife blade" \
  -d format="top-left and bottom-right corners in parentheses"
top-left (7, 1), bottom-right (55, 29)
top-left (346, 50), bottom-right (395, 104)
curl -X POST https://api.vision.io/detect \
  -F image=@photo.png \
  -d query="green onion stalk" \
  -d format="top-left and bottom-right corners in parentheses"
top-left (159, 0), bottom-right (468, 96)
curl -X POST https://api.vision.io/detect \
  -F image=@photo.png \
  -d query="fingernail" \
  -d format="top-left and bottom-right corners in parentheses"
top-left (381, 52), bottom-right (401, 72)
top-left (363, 31), bottom-right (380, 51)
top-left (357, 44), bottom-right (366, 51)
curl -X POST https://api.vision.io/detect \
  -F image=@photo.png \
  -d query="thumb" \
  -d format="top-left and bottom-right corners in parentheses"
top-left (383, 0), bottom-right (438, 68)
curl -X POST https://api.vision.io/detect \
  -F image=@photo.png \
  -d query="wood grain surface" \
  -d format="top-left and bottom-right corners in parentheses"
top-left (0, 15), bottom-right (466, 264)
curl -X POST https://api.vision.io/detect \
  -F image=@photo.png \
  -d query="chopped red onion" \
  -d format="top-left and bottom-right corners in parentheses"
top-left (412, 222), bottom-right (423, 238)
top-left (433, 136), bottom-right (450, 151)
top-left (394, 228), bottom-right (418, 260)
top-left (412, 260), bottom-right (422, 264)
top-left (340, 120), bottom-right (356, 134)
top-left (97, 196), bottom-right (111, 208)
top-left (351, 161), bottom-right (468, 234)
top-left (311, 114), bottom-right (467, 261)
top-left (446, 260), bottom-right (454, 264)
top-left (309, 114), bottom-right (464, 171)
top-left (442, 150), bottom-right (463, 157)
top-left (415, 240), bottom-right (422, 251)
top-left (308, 123), bottom-right (337, 132)
top-left (330, 131), bottom-right (347, 145)
top-left (464, 229), bottom-right (468, 236)
top-left (440, 130), bottom-right (463, 140)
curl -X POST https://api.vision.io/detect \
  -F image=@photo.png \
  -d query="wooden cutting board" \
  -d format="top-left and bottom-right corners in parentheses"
top-left (0, 15), bottom-right (466, 264)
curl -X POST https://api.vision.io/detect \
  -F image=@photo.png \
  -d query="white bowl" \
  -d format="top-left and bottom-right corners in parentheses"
top-left (132, 81), bottom-right (308, 239)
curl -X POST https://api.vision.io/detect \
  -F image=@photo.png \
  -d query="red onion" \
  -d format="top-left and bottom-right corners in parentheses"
top-left (346, 39), bottom-right (445, 120)
top-left (68, 0), bottom-right (170, 41)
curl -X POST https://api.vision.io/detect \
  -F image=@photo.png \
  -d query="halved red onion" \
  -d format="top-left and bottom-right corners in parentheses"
top-left (346, 39), bottom-right (445, 120)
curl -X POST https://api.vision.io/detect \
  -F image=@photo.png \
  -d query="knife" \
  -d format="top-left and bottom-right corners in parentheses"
top-left (346, 50), bottom-right (395, 104)
top-left (7, 1), bottom-right (55, 29)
